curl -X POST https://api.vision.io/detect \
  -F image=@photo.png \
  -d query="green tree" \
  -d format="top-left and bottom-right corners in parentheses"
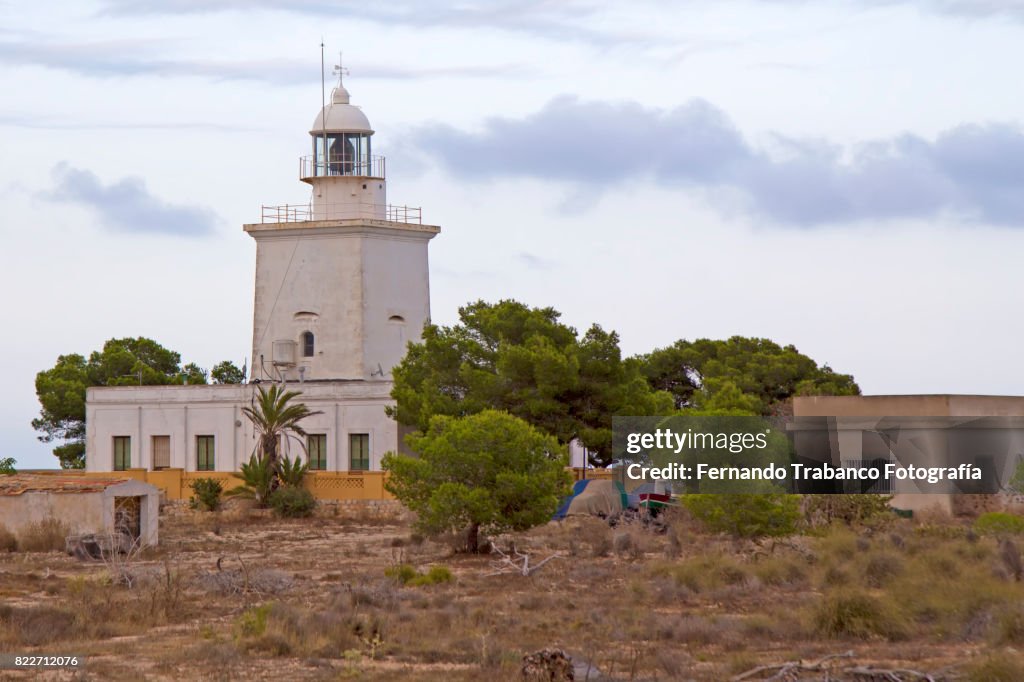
top-left (241, 385), bottom-right (322, 490)
top-left (211, 360), bottom-right (246, 384)
top-left (0, 457), bottom-right (15, 475)
top-left (33, 337), bottom-right (216, 469)
top-left (389, 299), bottom-right (673, 466)
top-left (383, 410), bottom-right (570, 553)
top-left (638, 336), bottom-right (859, 414)
top-left (180, 362), bottom-right (208, 385)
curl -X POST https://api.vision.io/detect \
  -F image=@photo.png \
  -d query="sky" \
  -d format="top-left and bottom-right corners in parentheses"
top-left (4, 0), bottom-right (1024, 469)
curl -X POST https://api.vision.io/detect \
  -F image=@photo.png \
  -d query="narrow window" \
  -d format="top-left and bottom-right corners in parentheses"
top-left (196, 435), bottom-right (215, 471)
top-left (349, 433), bottom-right (370, 471)
top-left (307, 434), bottom-right (327, 471)
top-left (152, 435), bottom-right (170, 470)
top-left (113, 436), bottom-right (131, 471)
top-left (302, 331), bottom-right (315, 357)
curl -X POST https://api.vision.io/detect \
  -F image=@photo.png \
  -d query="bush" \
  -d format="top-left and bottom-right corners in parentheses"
top-left (804, 494), bottom-right (894, 527)
top-left (235, 603), bottom-right (272, 638)
top-left (965, 652), bottom-right (1024, 682)
top-left (654, 553), bottom-right (750, 593)
top-left (975, 512), bottom-right (1024, 537)
top-left (277, 454), bottom-right (308, 487)
top-left (385, 563), bottom-right (453, 586)
top-left (0, 524), bottom-right (17, 552)
top-left (17, 518), bottom-right (69, 552)
top-left (682, 494), bottom-right (801, 538)
top-left (227, 454), bottom-right (274, 507)
top-left (863, 552), bottom-right (904, 588)
top-left (189, 477), bottom-right (224, 512)
top-left (268, 486), bottom-right (316, 518)
top-left (814, 591), bottom-right (909, 640)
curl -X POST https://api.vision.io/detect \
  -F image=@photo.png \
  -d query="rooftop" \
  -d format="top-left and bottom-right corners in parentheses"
top-left (0, 473), bottom-right (132, 496)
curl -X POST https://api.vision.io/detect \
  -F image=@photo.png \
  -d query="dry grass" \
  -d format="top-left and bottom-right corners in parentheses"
top-left (1, 507), bottom-right (1022, 680)
top-left (0, 523), bottom-right (17, 552)
top-left (17, 517), bottom-right (70, 552)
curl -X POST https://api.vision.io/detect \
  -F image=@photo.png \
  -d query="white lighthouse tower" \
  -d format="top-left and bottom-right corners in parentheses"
top-left (85, 63), bottom-right (438, 475)
top-left (245, 68), bottom-right (440, 383)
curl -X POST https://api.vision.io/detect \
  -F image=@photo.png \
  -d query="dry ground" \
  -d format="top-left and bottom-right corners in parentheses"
top-left (2, 503), bottom-right (1024, 681)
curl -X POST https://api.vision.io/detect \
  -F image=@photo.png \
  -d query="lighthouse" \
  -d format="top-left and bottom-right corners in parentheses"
top-left (85, 63), bottom-right (436, 475)
top-left (245, 69), bottom-right (440, 383)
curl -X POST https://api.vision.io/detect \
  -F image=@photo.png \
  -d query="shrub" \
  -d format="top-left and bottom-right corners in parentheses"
top-left (189, 477), bottom-right (224, 512)
top-left (277, 454), bottom-right (308, 487)
top-left (975, 512), bottom-right (1024, 537)
top-left (863, 552), bottom-right (904, 588)
top-left (965, 652), bottom-right (1024, 682)
top-left (682, 494), bottom-right (801, 538)
top-left (814, 591), bottom-right (910, 640)
top-left (804, 494), bottom-right (893, 527)
top-left (17, 518), bottom-right (69, 552)
top-left (268, 486), bottom-right (316, 518)
top-left (0, 525), bottom-right (16, 552)
top-left (0, 605), bottom-right (76, 646)
top-left (385, 563), bottom-right (453, 586)
top-left (227, 454), bottom-right (274, 507)
top-left (385, 563), bottom-right (418, 585)
top-left (654, 553), bottom-right (750, 593)
top-left (992, 604), bottom-right (1024, 645)
top-left (235, 603), bottom-right (273, 638)
top-left (408, 566), bottom-right (454, 587)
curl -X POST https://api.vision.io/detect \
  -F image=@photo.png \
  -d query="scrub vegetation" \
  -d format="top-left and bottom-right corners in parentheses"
top-left (2, 502), bottom-right (1023, 680)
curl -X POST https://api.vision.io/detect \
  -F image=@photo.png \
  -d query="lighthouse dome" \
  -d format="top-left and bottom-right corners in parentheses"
top-left (310, 85), bottom-right (373, 134)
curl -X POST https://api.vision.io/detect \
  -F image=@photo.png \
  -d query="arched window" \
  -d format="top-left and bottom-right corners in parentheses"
top-left (301, 331), bottom-right (315, 357)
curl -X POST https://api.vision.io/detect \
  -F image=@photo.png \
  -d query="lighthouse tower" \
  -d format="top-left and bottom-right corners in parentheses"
top-left (244, 70), bottom-right (440, 383)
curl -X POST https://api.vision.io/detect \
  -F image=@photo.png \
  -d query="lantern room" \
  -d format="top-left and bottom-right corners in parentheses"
top-left (301, 76), bottom-right (387, 220)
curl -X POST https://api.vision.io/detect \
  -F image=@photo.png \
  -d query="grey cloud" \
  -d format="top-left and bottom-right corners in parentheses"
top-left (0, 39), bottom-right (524, 84)
top-left (517, 252), bottom-right (557, 270)
top-left (410, 96), bottom-right (1024, 226)
top-left (870, 0), bottom-right (1024, 20)
top-left (758, 0), bottom-right (1024, 21)
top-left (0, 113), bottom-right (266, 132)
top-left (49, 163), bottom-right (219, 236)
top-left (97, 0), bottom-right (669, 49)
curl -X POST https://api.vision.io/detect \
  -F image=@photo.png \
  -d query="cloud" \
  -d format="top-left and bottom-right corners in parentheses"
top-left (517, 252), bottom-right (557, 270)
top-left (0, 39), bottom-right (525, 84)
top-left (0, 113), bottom-right (265, 132)
top-left (48, 163), bottom-right (219, 236)
top-left (96, 0), bottom-right (670, 50)
top-left (870, 0), bottom-right (1024, 20)
top-left (409, 96), bottom-right (1024, 226)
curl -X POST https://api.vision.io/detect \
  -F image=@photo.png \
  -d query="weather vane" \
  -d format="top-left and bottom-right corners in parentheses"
top-left (333, 52), bottom-right (349, 86)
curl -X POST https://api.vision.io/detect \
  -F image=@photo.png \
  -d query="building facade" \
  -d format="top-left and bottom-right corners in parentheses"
top-left (792, 395), bottom-right (1024, 514)
top-left (85, 72), bottom-right (438, 474)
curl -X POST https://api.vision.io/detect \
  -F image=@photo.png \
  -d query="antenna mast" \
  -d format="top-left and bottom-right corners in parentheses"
top-left (320, 40), bottom-right (327, 176)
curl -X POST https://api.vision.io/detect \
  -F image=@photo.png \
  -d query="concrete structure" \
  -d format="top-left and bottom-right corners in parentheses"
top-left (0, 474), bottom-right (159, 546)
top-left (792, 395), bottom-right (1024, 514)
top-left (85, 68), bottom-right (438, 475)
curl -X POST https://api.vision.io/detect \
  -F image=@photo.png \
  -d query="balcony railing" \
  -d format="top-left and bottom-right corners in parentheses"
top-left (260, 202), bottom-right (422, 224)
top-left (300, 155), bottom-right (386, 179)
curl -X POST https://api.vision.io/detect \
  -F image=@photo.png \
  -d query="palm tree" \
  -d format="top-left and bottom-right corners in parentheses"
top-left (242, 384), bottom-right (323, 490)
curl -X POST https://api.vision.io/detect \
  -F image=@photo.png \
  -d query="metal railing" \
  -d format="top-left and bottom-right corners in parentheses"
top-left (299, 155), bottom-right (386, 179)
top-left (260, 202), bottom-right (422, 225)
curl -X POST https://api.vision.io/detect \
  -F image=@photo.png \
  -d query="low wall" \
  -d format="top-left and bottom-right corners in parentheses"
top-left (24, 467), bottom-right (614, 503)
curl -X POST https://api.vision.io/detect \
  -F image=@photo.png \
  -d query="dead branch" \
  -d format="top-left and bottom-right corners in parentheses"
top-left (733, 650), bottom-right (855, 681)
top-left (845, 665), bottom-right (937, 681)
top-left (486, 545), bottom-right (563, 577)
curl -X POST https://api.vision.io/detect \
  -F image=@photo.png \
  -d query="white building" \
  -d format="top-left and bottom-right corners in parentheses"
top-left (85, 72), bottom-right (439, 474)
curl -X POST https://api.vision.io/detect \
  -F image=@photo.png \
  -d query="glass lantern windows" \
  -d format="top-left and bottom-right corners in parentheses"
top-left (312, 133), bottom-right (371, 176)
